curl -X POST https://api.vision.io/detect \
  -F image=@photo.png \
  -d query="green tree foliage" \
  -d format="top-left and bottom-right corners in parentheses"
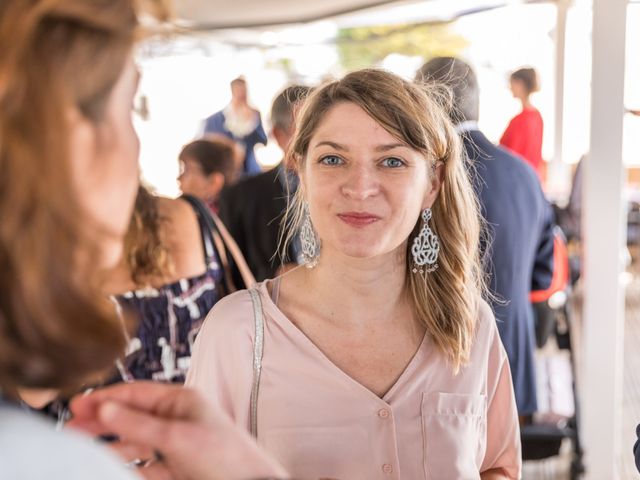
top-left (337, 22), bottom-right (468, 71)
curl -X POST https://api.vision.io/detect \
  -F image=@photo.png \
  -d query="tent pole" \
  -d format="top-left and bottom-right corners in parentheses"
top-left (582, 0), bottom-right (628, 478)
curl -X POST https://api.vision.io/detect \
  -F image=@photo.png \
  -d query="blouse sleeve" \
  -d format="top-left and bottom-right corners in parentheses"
top-left (185, 290), bottom-right (256, 432)
top-left (480, 302), bottom-right (522, 479)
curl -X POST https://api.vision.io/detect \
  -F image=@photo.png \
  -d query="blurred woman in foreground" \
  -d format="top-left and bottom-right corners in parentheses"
top-left (0, 1), bottom-right (284, 478)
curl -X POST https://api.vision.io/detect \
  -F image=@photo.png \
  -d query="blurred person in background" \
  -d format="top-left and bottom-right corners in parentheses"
top-left (218, 84), bottom-right (311, 283)
top-left (24, 181), bottom-right (254, 415)
top-left (102, 184), bottom-right (254, 385)
top-left (178, 137), bottom-right (238, 212)
top-left (0, 1), bottom-right (287, 478)
top-left (500, 67), bottom-right (544, 180)
top-left (417, 58), bottom-right (555, 420)
top-left (203, 77), bottom-right (267, 176)
top-left (635, 424), bottom-right (640, 473)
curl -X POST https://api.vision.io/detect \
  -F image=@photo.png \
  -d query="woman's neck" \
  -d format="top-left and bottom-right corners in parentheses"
top-left (301, 249), bottom-right (411, 329)
top-left (520, 97), bottom-right (533, 110)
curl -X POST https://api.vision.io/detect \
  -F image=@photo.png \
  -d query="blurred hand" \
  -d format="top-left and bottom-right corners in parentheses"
top-left (18, 388), bottom-right (58, 409)
top-left (68, 382), bottom-right (289, 480)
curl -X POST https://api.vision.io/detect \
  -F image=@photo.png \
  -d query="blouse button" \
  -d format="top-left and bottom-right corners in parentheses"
top-left (382, 463), bottom-right (394, 474)
top-left (378, 408), bottom-right (390, 419)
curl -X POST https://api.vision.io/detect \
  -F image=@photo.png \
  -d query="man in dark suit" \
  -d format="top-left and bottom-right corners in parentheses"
top-left (218, 85), bottom-right (311, 283)
top-left (417, 58), bottom-right (555, 416)
top-left (634, 425), bottom-right (640, 472)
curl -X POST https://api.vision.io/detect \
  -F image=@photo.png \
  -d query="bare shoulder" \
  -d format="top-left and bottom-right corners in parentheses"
top-left (156, 196), bottom-right (197, 230)
top-left (155, 196), bottom-right (206, 280)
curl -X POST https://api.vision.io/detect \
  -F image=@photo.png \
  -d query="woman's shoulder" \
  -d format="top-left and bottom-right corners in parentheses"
top-left (0, 407), bottom-right (137, 479)
top-left (156, 196), bottom-right (207, 280)
top-left (210, 287), bottom-right (255, 319)
top-left (197, 285), bottom-right (265, 343)
top-left (156, 196), bottom-right (198, 234)
top-left (186, 285), bottom-right (267, 388)
top-left (473, 298), bottom-right (500, 345)
top-left (520, 107), bottom-right (543, 122)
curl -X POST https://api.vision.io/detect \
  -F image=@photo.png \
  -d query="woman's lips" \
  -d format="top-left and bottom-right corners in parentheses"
top-left (337, 212), bottom-right (381, 227)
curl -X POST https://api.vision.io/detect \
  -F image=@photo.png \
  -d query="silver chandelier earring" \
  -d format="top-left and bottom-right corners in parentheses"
top-left (300, 203), bottom-right (320, 268)
top-left (411, 208), bottom-right (440, 274)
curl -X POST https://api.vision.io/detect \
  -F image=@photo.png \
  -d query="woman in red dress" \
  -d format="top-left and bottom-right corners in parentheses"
top-left (500, 67), bottom-right (544, 178)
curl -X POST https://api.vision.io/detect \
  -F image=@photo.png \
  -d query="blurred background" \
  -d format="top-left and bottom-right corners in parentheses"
top-left (134, 0), bottom-right (640, 201)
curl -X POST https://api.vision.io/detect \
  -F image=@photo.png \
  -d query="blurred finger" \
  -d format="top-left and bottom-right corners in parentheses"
top-left (66, 417), bottom-right (112, 437)
top-left (71, 382), bottom-right (207, 423)
top-left (108, 441), bottom-right (156, 465)
top-left (97, 400), bottom-right (179, 454)
top-left (136, 462), bottom-right (174, 480)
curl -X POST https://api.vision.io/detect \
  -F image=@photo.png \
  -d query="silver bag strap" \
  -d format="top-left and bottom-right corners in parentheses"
top-left (248, 287), bottom-right (265, 438)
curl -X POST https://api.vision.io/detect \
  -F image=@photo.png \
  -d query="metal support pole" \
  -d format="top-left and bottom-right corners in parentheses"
top-left (582, 0), bottom-right (628, 478)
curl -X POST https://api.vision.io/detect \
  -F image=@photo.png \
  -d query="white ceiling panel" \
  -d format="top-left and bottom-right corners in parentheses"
top-left (174, 0), bottom-right (549, 30)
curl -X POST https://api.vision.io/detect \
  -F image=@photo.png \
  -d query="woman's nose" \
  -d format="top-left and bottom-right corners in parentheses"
top-left (341, 163), bottom-right (379, 200)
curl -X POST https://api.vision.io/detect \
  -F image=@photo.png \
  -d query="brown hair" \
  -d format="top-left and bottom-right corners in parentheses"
top-left (282, 69), bottom-right (485, 372)
top-left (124, 185), bottom-right (172, 287)
top-left (511, 67), bottom-right (539, 95)
top-left (0, 0), bottom-right (167, 390)
top-left (230, 76), bottom-right (247, 88)
top-left (179, 138), bottom-right (237, 185)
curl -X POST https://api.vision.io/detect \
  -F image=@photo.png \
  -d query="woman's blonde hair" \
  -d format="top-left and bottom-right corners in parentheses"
top-left (124, 185), bottom-right (172, 287)
top-left (282, 69), bottom-right (486, 372)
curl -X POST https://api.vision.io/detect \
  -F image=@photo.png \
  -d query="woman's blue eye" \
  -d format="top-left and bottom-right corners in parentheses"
top-left (382, 157), bottom-right (404, 168)
top-left (320, 155), bottom-right (343, 166)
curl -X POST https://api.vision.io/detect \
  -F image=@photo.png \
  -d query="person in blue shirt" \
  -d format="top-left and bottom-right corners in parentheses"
top-left (203, 77), bottom-right (267, 176)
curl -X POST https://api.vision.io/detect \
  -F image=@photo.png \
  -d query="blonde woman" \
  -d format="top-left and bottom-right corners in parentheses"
top-left (186, 69), bottom-right (521, 479)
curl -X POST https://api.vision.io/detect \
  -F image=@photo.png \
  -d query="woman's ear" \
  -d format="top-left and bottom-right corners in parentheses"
top-left (205, 172), bottom-right (226, 199)
top-left (422, 161), bottom-right (444, 209)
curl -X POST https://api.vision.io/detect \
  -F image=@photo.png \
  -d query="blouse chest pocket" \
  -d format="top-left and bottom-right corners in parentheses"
top-left (421, 392), bottom-right (487, 480)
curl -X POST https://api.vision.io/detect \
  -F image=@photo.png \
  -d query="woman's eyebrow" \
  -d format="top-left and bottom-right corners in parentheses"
top-left (374, 143), bottom-right (407, 152)
top-left (312, 141), bottom-right (407, 152)
top-left (313, 140), bottom-right (349, 151)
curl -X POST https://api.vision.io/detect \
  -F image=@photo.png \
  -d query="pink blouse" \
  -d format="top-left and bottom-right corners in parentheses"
top-left (186, 282), bottom-right (521, 479)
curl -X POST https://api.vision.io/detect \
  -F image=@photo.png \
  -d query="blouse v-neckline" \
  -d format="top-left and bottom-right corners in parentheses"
top-left (260, 280), bottom-right (429, 404)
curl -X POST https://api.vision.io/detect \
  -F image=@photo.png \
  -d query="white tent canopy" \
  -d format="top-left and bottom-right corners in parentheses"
top-left (174, 0), bottom-right (549, 29)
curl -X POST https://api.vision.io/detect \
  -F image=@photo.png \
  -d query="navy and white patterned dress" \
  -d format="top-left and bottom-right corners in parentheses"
top-left (37, 197), bottom-right (237, 422)
top-left (111, 196), bottom-right (230, 384)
